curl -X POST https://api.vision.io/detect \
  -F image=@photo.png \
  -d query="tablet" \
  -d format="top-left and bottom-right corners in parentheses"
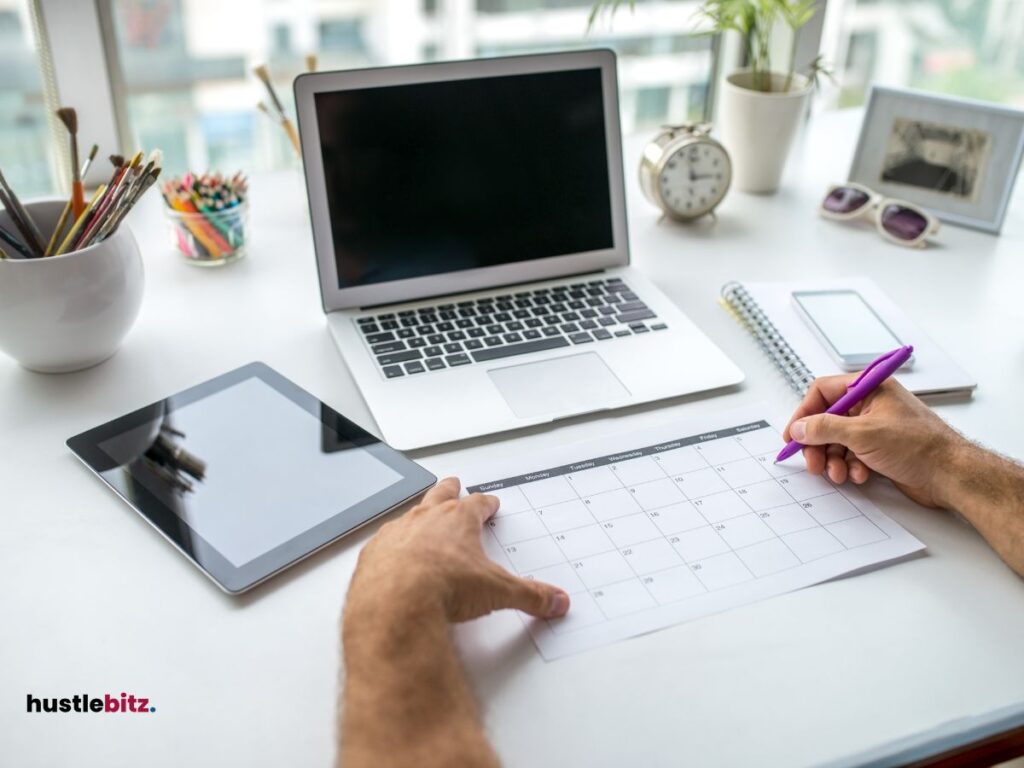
top-left (67, 362), bottom-right (435, 594)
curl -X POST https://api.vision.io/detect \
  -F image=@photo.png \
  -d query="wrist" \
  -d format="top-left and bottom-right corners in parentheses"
top-left (343, 564), bottom-right (446, 642)
top-left (932, 433), bottom-right (979, 511)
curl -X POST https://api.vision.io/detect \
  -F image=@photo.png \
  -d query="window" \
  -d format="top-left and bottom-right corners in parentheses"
top-left (105, 0), bottom-right (716, 177)
top-left (0, 0), bottom-right (56, 196)
top-left (821, 0), bottom-right (1024, 109)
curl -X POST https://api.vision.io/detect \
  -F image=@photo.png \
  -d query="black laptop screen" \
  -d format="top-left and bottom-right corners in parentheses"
top-left (313, 67), bottom-right (615, 288)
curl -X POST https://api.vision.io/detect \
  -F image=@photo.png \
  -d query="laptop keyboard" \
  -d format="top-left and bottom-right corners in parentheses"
top-left (356, 277), bottom-right (667, 379)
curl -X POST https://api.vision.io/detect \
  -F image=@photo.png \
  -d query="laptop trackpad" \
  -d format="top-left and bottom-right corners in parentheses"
top-left (487, 352), bottom-right (630, 419)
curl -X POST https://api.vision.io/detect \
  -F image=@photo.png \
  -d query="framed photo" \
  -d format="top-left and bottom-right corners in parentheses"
top-left (849, 86), bottom-right (1024, 234)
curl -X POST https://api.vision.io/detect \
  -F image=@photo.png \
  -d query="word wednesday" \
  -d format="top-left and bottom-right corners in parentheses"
top-left (27, 692), bottom-right (155, 713)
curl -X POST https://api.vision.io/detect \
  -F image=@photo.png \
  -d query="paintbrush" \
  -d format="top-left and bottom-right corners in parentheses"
top-left (253, 64), bottom-right (301, 153)
top-left (0, 221), bottom-right (32, 259)
top-left (74, 155), bottom-right (132, 249)
top-left (0, 168), bottom-right (45, 256)
top-left (56, 107), bottom-right (85, 218)
top-left (55, 184), bottom-right (105, 256)
top-left (46, 144), bottom-right (98, 256)
top-left (305, 53), bottom-right (318, 72)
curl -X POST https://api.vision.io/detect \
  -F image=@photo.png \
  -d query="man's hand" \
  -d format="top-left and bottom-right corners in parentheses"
top-left (347, 476), bottom-right (569, 624)
top-left (783, 375), bottom-right (965, 508)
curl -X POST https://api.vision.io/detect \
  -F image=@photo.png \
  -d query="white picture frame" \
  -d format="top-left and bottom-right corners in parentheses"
top-left (849, 85), bottom-right (1024, 234)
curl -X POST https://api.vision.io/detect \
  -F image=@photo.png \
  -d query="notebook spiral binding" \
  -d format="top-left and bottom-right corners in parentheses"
top-left (721, 281), bottom-right (816, 395)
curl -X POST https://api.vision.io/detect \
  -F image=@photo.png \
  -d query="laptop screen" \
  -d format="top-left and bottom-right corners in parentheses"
top-left (313, 67), bottom-right (615, 288)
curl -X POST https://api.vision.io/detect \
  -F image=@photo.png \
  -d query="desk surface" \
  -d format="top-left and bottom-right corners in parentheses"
top-left (2, 109), bottom-right (1023, 767)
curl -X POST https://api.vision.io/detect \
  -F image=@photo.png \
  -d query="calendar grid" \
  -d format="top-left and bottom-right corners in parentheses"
top-left (474, 421), bottom-right (895, 638)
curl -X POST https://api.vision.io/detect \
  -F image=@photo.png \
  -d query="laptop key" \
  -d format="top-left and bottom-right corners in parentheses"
top-left (360, 323), bottom-right (380, 334)
top-left (475, 315), bottom-right (492, 326)
top-left (456, 318), bottom-right (474, 329)
top-left (424, 346), bottom-right (443, 357)
top-left (580, 320), bottom-right (598, 330)
top-left (468, 327), bottom-right (486, 338)
top-left (593, 328), bottom-right (613, 340)
top-left (631, 324), bottom-right (650, 334)
top-left (561, 322), bottom-right (580, 333)
top-left (580, 309), bottom-right (598, 319)
top-left (382, 365), bottom-right (404, 378)
top-left (652, 323), bottom-right (668, 331)
top-left (446, 354), bottom-right (472, 367)
top-left (562, 311), bottom-right (580, 321)
top-left (448, 331), bottom-right (467, 341)
top-left (542, 326), bottom-right (561, 337)
top-left (408, 338), bottom-right (427, 348)
top-left (599, 306), bottom-right (616, 315)
top-left (616, 300), bottom-right (648, 313)
top-left (400, 317), bottom-right (419, 327)
top-left (532, 306), bottom-right (550, 316)
top-left (486, 324), bottom-right (504, 335)
top-left (366, 331), bottom-right (396, 345)
top-left (484, 336), bottom-right (503, 347)
top-left (614, 329), bottom-right (632, 337)
top-left (357, 317), bottom-right (375, 325)
top-left (513, 309), bottom-right (530, 319)
top-left (371, 341), bottom-right (406, 355)
top-left (405, 361), bottom-right (426, 374)
top-left (586, 297), bottom-right (604, 307)
top-left (437, 321), bottom-right (455, 332)
top-left (465, 339), bottom-right (484, 350)
top-left (439, 310), bottom-right (457, 320)
top-left (598, 316), bottom-right (616, 326)
top-left (503, 332), bottom-right (523, 343)
top-left (426, 358), bottom-right (446, 371)
top-left (398, 310), bottom-right (416, 317)
top-left (444, 342), bottom-right (463, 354)
top-left (471, 336), bottom-right (570, 362)
top-left (381, 320), bottom-right (400, 330)
top-left (428, 334), bottom-right (445, 345)
top-left (506, 321), bottom-right (524, 331)
top-left (569, 332), bottom-right (593, 344)
top-left (397, 328), bottom-right (415, 339)
top-left (524, 329), bottom-right (541, 339)
top-left (568, 300), bottom-right (585, 310)
top-left (417, 325), bottom-right (434, 335)
top-left (617, 309), bottom-right (657, 324)
top-left (377, 350), bottom-right (423, 366)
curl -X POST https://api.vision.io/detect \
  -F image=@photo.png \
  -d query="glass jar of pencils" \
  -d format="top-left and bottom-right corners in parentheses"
top-left (163, 177), bottom-right (249, 266)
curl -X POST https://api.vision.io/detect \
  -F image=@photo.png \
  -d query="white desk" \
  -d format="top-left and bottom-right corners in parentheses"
top-left (2, 109), bottom-right (1023, 767)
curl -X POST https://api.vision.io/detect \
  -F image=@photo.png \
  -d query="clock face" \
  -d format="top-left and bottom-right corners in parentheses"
top-left (657, 140), bottom-right (730, 218)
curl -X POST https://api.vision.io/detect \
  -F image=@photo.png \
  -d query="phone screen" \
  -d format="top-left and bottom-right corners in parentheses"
top-left (793, 291), bottom-right (902, 358)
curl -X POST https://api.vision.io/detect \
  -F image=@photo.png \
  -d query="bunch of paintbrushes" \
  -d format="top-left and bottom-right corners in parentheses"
top-left (161, 172), bottom-right (249, 265)
top-left (0, 106), bottom-right (162, 259)
top-left (253, 55), bottom-right (317, 156)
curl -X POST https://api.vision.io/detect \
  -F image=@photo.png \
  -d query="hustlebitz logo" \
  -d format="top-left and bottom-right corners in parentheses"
top-left (27, 693), bottom-right (156, 714)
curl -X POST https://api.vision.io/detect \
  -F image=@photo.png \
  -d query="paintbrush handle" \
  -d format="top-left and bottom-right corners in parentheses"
top-left (71, 180), bottom-right (86, 219)
top-left (282, 117), bottom-right (301, 154)
top-left (45, 200), bottom-right (74, 256)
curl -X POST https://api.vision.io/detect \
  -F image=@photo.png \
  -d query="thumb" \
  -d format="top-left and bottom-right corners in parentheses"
top-left (790, 413), bottom-right (861, 448)
top-left (494, 568), bottom-right (570, 619)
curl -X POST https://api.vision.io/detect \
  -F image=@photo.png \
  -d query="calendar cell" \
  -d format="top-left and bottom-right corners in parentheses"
top-left (735, 538), bottom-right (801, 577)
top-left (621, 538), bottom-right (684, 575)
top-left (592, 578), bottom-right (658, 618)
top-left (520, 475), bottom-right (579, 507)
top-left (693, 490), bottom-right (751, 523)
top-left (759, 503), bottom-right (819, 536)
top-left (574, 550), bottom-right (636, 589)
top-left (734, 427), bottom-right (785, 456)
top-left (827, 516), bottom-right (888, 547)
top-left (536, 499), bottom-right (594, 533)
top-left (714, 457), bottom-right (772, 489)
top-left (525, 561), bottom-right (587, 594)
top-left (555, 524), bottom-right (615, 560)
top-left (566, 465), bottom-right (624, 497)
top-left (653, 446), bottom-right (707, 475)
top-left (488, 485), bottom-right (531, 516)
top-left (778, 471), bottom-right (835, 502)
top-left (782, 527), bottom-right (846, 562)
top-left (755, 453), bottom-right (805, 478)
top-left (694, 437), bottom-right (748, 465)
top-left (714, 513), bottom-right (775, 550)
top-left (584, 487), bottom-right (642, 522)
top-left (610, 456), bottom-right (665, 486)
top-left (643, 565), bottom-right (707, 604)
top-left (600, 512), bottom-right (661, 548)
top-left (802, 492), bottom-right (861, 525)
top-left (671, 526), bottom-right (731, 562)
top-left (488, 510), bottom-right (548, 544)
top-left (690, 552), bottom-right (753, 590)
top-left (736, 478), bottom-right (795, 511)
top-left (672, 467), bottom-right (730, 499)
top-left (503, 536), bottom-right (566, 572)
top-left (628, 477), bottom-right (687, 511)
top-left (548, 590), bottom-right (606, 634)
top-left (647, 501), bottom-right (707, 535)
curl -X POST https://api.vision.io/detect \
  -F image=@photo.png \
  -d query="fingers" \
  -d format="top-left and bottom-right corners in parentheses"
top-left (784, 374), bottom-right (858, 440)
top-left (802, 444), bottom-right (827, 475)
top-left (421, 476), bottom-right (461, 506)
top-left (492, 567), bottom-right (570, 618)
top-left (460, 492), bottom-right (500, 525)
top-left (789, 412), bottom-right (861, 450)
top-left (846, 451), bottom-right (871, 484)
top-left (825, 444), bottom-right (848, 484)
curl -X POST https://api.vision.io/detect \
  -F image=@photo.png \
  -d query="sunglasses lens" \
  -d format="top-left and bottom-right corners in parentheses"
top-left (823, 186), bottom-right (870, 214)
top-left (880, 204), bottom-right (928, 241)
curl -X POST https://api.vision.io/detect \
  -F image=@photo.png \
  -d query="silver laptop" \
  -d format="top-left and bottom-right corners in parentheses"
top-left (295, 49), bottom-right (743, 450)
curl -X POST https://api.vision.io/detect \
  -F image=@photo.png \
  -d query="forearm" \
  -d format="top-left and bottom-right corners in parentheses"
top-left (339, 580), bottom-right (498, 768)
top-left (940, 440), bottom-right (1024, 577)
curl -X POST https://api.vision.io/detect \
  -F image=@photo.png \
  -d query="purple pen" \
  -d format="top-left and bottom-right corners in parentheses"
top-left (775, 345), bottom-right (914, 464)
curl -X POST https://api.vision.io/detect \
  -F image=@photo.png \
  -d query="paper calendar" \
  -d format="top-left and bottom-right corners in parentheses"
top-left (463, 407), bottom-right (925, 659)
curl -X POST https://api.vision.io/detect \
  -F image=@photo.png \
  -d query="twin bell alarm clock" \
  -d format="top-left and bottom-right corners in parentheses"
top-left (639, 123), bottom-right (732, 221)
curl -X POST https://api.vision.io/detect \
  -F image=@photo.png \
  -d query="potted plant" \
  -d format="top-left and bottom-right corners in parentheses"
top-left (589, 0), bottom-right (829, 193)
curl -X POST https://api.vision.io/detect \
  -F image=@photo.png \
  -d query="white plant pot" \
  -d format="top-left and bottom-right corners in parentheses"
top-left (720, 70), bottom-right (811, 194)
top-left (0, 198), bottom-right (144, 373)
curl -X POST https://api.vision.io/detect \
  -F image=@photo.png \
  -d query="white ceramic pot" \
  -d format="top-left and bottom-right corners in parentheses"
top-left (720, 70), bottom-right (811, 194)
top-left (0, 198), bottom-right (144, 373)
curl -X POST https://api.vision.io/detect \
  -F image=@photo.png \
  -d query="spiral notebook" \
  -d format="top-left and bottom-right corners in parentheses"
top-left (721, 277), bottom-right (976, 397)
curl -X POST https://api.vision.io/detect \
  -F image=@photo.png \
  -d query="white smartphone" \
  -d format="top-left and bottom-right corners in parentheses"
top-left (791, 289), bottom-right (913, 371)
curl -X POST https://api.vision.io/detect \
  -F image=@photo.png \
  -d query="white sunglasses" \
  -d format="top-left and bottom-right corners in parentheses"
top-left (820, 182), bottom-right (940, 248)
